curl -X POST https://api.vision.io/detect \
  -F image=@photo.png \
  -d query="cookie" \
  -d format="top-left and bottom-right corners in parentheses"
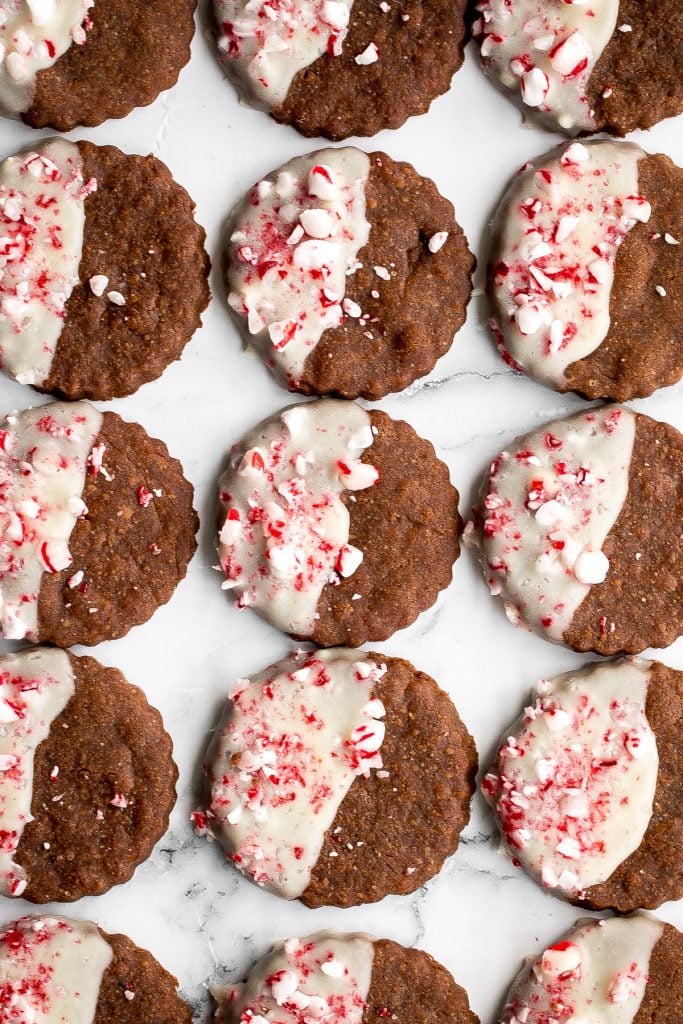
top-left (195, 648), bottom-right (476, 907)
top-left (0, 139), bottom-right (210, 401)
top-left (472, 0), bottom-right (683, 137)
top-left (217, 399), bottom-right (461, 646)
top-left (226, 149), bottom-right (473, 400)
top-left (484, 657), bottom-right (683, 912)
top-left (488, 140), bottom-right (682, 402)
top-left (213, 932), bottom-right (478, 1024)
top-left (0, 401), bottom-right (198, 646)
top-left (499, 914), bottom-right (682, 1024)
top-left (213, 0), bottom-right (469, 140)
top-left (0, 914), bottom-right (191, 1023)
top-left (1, 0), bottom-right (197, 130)
top-left (467, 405), bottom-right (682, 656)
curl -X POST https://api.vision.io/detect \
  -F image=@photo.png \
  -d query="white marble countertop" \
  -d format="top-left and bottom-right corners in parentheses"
top-left (1, 16), bottom-right (681, 1023)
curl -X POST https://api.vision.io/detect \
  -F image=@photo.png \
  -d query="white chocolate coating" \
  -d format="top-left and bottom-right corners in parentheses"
top-left (0, 400), bottom-right (102, 640)
top-left (199, 649), bottom-right (386, 899)
top-left (484, 658), bottom-right (657, 899)
top-left (475, 405), bottom-right (636, 643)
top-left (489, 141), bottom-right (650, 391)
top-left (0, 140), bottom-right (95, 387)
top-left (217, 399), bottom-right (377, 637)
top-left (473, 0), bottom-right (618, 134)
top-left (227, 148), bottom-right (371, 389)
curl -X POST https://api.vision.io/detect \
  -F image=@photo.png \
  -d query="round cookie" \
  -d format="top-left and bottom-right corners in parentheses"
top-left (195, 648), bottom-right (477, 907)
top-left (0, 400), bottom-right (198, 646)
top-left (488, 140), bottom-right (682, 402)
top-left (472, 0), bottom-right (683, 137)
top-left (213, 0), bottom-right (469, 140)
top-left (0, 914), bottom-right (191, 1023)
top-left (1, 0), bottom-right (197, 130)
top-left (226, 149), bottom-right (474, 400)
top-left (499, 914), bottom-right (682, 1024)
top-left (467, 405), bottom-right (682, 656)
top-left (213, 932), bottom-right (478, 1024)
top-left (0, 647), bottom-right (177, 903)
top-left (484, 657), bottom-right (683, 912)
top-left (0, 139), bottom-right (210, 400)
top-left (217, 399), bottom-right (461, 646)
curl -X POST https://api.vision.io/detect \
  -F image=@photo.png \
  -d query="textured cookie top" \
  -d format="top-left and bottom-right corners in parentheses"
top-left (484, 658), bottom-right (658, 901)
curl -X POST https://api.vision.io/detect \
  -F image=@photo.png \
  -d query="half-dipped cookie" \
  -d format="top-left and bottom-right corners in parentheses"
top-left (0, 139), bottom-right (210, 400)
top-left (0, 647), bottom-right (177, 903)
top-left (484, 657), bottom-right (683, 912)
top-left (488, 140), bottom-right (682, 402)
top-left (0, 914), bottom-right (191, 1023)
top-left (213, 0), bottom-right (470, 140)
top-left (1, 0), bottom-right (197, 130)
top-left (214, 931), bottom-right (478, 1024)
top-left (226, 149), bottom-right (474, 400)
top-left (194, 648), bottom-right (476, 907)
top-left (217, 399), bottom-right (461, 646)
top-left (473, 0), bottom-right (683, 136)
top-left (0, 400), bottom-right (198, 646)
top-left (499, 914), bottom-right (682, 1024)
top-left (467, 405), bottom-right (682, 655)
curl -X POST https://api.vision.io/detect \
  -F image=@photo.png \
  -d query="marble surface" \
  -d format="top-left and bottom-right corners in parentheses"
top-left (1, 16), bottom-right (682, 1024)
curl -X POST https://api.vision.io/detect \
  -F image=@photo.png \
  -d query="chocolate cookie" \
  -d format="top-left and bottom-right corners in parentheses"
top-left (468, 405), bottom-right (682, 656)
top-left (0, 139), bottom-right (210, 400)
top-left (0, 401), bottom-right (198, 646)
top-left (217, 400), bottom-right (461, 646)
top-left (488, 140), bottom-right (682, 402)
top-left (226, 149), bottom-right (473, 400)
top-left (499, 914), bottom-right (682, 1024)
top-left (484, 657), bottom-right (683, 912)
top-left (213, 0), bottom-right (469, 140)
top-left (195, 648), bottom-right (476, 907)
top-left (473, 0), bottom-right (683, 137)
top-left (213, 932), bottom-right (478, 1024)
top-left (1, 0), bottom-right (196, 130)
top-left (0, 914), bottom-right (191, 1023)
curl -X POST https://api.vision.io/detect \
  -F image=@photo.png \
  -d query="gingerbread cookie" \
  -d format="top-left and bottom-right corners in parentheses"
top-left (473, 0), bottom-right (683, 137)
top-left (484, 657), bottom-right (683, 912)
top-left (226, 149), bottom-right (473, 400)
top-left (1, 0), bottom-right (197, 130)
top-left (467, 405), bottom-right (682, 656)
top-left (213, 932), bottom-right (478, 1024)
top-left (194, 648), bottom-right (476, 907)
top-left (213, 0), bottom-right (469, 140)
top-left (217, 400), bottom-right (461, 646)
top-left (0, 914), bottom-right (191, 1023)
top-left (0, 401), bottom-right (198, 646)
top-left (0, 139), bottom-right (210, 400)
top-left (499, 914), bottom-right (682, 1024)
top-left (488, 140), bottom-right (682, 402)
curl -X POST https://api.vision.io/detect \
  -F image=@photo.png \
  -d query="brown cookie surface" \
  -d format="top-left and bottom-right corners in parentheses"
top-left (16, 652), bottom-right (177, 904)
top-left (24, 0), bottom-right (197, 131)
top-left (95, 929), bottom-right (191, 1024)
top-left (365, 940), bottom-right (479, 1024)
top-left (37, 410), bottom-right (198, 647)
top-left (635, 923), bottom-right (683, 1024)
top-left (302, 654), bottom-right (477, 907)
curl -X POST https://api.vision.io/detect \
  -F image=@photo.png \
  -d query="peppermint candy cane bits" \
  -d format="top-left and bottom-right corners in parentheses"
top-left (473, 0), bottom-right (682, 136)
top-left (1, 0), bottom-right (197, 130)
top-left (213, 0), bottom-right (470, 139)
top-left (217, 399), bottom-right (461, 646)
top-left (488, 140), bottom-right (682, 402)
top-left (468, 406), bottom-right (683, 655)
top-left (225, 149), bottom-right (474, 400)
top-left (195, 648), bottom-right (476, 907)
top-left (0, 914), bottom-right (191, 1024)
top-left (213, 932), bottom-right (479, 1024)
top-left (0, 400), bottom-right (198, 646)
top-left (0, 139), bottom-right (210, 400)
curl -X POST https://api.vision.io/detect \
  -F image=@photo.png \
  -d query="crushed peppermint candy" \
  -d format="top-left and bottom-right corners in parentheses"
top-left (428, 231), bottom-right (449, 254)
top-left (89, 274), bottom-right (109, 297)
top-left (354, 42), bottom-right (378, 65)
